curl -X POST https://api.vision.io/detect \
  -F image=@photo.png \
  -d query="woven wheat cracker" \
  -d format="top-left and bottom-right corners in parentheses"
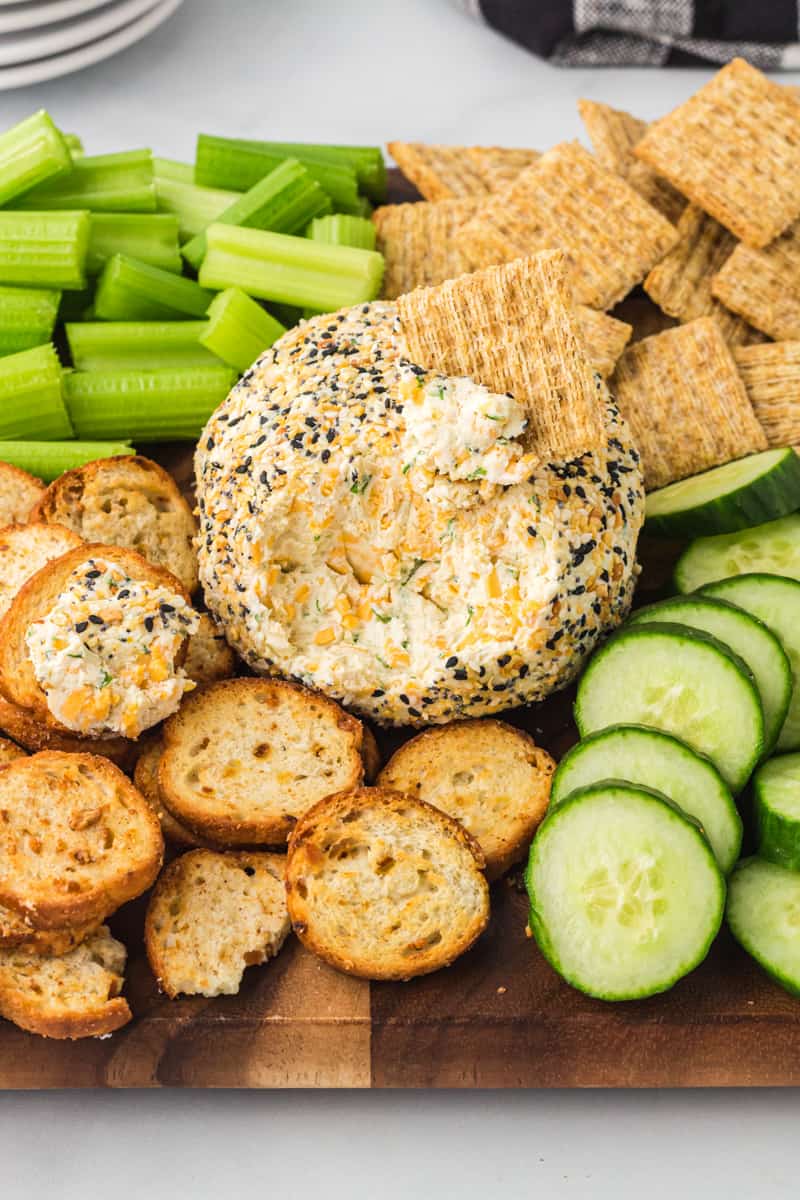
top-left (373, 199), bottom-right (476, 299)
top-left (576, 306), bottom-right (632, 377)
top-left (466, 146), bottom-right (540, 190)
top-left (711, 222), bottom-right (800, 341)
top-left (734, 341), bottom-right (800, 445)
top-left (387, 142), bottom-right (492, 201)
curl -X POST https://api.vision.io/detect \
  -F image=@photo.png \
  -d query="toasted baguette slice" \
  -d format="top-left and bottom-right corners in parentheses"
top-left (285, 787), bottom-right (489, 980)
top-left (158, 678), bottom-right (370, 845)
top-left (0, 461), bottom-right (44, 525)
top-left (0, 694), bottom-right (136, 769)
top-left (0, 522), bottom-right (83, 619)
top-left (378, 719), bottom-right (555, 879)
top-left (0, 925), bottom-right (130, 1039)
top-left (134, 736), bottom-right (222, 849)
top-left (0, 900), bottom-right (97, 955)
top-left (360, 723), bottom-right (381, 783)
top-left (0, 542), bottom-right (190, 731)
top-left (31, 455), bottom-right (199, 594)
top-left (145, 849), bottom-right (290, 997)
top-left (183, 612), bottom-right (236, 686)
top-left (0, 733), bottom-right (25, 767)
top-left (0, 751), bottom-right (163, 930)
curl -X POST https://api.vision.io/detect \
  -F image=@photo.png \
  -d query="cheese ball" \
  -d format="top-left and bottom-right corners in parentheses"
top-left (195, 302), bottom-right (644, 726)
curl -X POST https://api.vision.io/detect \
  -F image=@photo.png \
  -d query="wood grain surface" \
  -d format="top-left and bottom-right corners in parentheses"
top-left (0, 170), bottom-right (798, 1088)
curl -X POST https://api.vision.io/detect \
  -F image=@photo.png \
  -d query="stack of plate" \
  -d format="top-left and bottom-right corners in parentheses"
top-left (0, 0), bottom-right (184, 90)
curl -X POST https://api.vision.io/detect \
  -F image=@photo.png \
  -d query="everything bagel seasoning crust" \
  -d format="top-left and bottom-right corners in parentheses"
top-left (195, 302), bottom-right (644, 726)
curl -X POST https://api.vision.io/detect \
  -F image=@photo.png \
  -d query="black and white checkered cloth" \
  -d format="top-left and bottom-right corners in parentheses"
top-left (458, 1), bottom-right (800, 68)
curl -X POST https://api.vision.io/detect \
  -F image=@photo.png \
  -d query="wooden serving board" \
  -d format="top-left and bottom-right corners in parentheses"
top-left (2, 172), bottom-right (799, 1089)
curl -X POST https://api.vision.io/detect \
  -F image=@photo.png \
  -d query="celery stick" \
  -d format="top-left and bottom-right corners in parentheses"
top-left (232, 140), bottom-right (387, 203)
top-left (199, 288), bottom-right (285, 371)
top-left (0, 110), bottom-right (71, 207)
top-left (87, 214), bottom-right (182, 275)
top-left (0, 439), bottom-right (132, 481)
top-left (155, 175), bottom-right (241, 241)
top-left (67, 321), bottom-right (219, 370)
top-left (62, 133), bottom-right (83, 156)
top-left (307, 214), bottom-right (376, 251)
top-left (153, 157), bottom-right (194, 183)
top-left (195, 135), bottom-right (361, 214)
top-left (94, 254), bottom-right (214, 321)
top-left (199, 224), bottom-right (384, 311)
top-left (64, 365), bottom-right (236, 442)
top-left (0, 211), bottom-right (89, 290)
top-left (12, 149), bottom-right (156, 213)
top-left (181, 159), bottom-right (332, 271)
top-left (0, 286), bottom-right (61, 356)
top-left (0, 343), bottom-right (72, 440)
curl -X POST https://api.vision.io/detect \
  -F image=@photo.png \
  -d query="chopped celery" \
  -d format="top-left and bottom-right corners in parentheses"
top-left (195, 135), bottom-right (361, 214)
top-left (355, 195), bottom-right (374, 218)
top-left (0, 211), bottom-right (90, 290)
top-left (0, 440), bottom-right (132, 482)
top-left (199, 224), bottom-right (384, 311)
top-left (307, 214), bottom-right (376, 250)
top-left (154, 174), bottom-right (241, 241)
top-left (62, 133), bottom-right (83, 156)
top-left (64, 365), bottom-right (236, 442)
top-left (231, 140), bottom-right (387, 202)
top-left (199, 288), bottom-right (285, 371)
top-left (0, 110), bottom-right (71, 206)
top-left (67, 321), bottom-right (218, 370)
top-left (94, 254), bottom-right (214, 321)
top-left (181, 159), bottom-right (331, 270)
top-left (0, 343), bottom-right (72, 440)
top-left (11, 149), bottom-right (156, 213)
top-left (0, 286), bottom-right (61, 356)
top-left (87, 214), bottom-right (182, 275)
top-left (153, 157), bottom-right (194, 183)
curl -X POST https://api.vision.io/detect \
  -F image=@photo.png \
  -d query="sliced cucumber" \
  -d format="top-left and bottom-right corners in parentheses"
top-left (525, 781), bottom-right (725, 1001)
top-left (674, 511), bottom-right (800, 594)
top-left (727, 857), bottom-right (800, 998)
top-left (701, 574), bottom-right (800, 752)
top-left (629, 595), bottom-right (791, 755)
top-left (574, 622), bottom-right (764, 793)
top-left (551, 725), bottom-right (742, 873)
top-left (754, 754), bottom-right (800, 871)
top-left (646, 449), bottom-right (800, 539)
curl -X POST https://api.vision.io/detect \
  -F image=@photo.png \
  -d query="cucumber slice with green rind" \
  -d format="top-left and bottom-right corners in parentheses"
top-left (753, 754), bottom-right (800, 871)
top-left (646, 449), bottom-right (800, 539)
top-left (575, 622), bottom-right (764, 793)
top-left (525, 781), bottom-right (725, 1001)
top-left (629, 595), bottom-right (791, 755)
top-left (674, 512), bottom-right (800, 594)
top-left (551, 724), bottom-right (742, 873)
top-left (700, 574), bottom-right (800, 752)
top-left (727, 857), bottom-right (800, 998)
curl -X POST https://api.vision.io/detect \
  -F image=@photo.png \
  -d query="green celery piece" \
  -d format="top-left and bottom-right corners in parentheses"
top-left (199, 224), bottom-right (384, 311)
top-left (67, 321), bottom-right (218, 370)
top-left (237, 140), bottom-right (387, 202)
top-left (0, 211), bottom-right (90, 290)
top-left (64, 365), bottom-right (236, 442)
top-left (195, 135), bottom-right (361, 214)
top-left (0, 110), bottom-right (71, 207)
top-left (154, 175), bottom-right (241, 241)
top-left (0, 343), bottom-right (72, 440)
top-left (181, 158), bottom-right (332, 271)
top-left (87, 214), bottom-right (182, 275)
top-left (0, 439), bottom-right (132, 482)
top-left (199, 288), bottom-right (286, 371)
top-left (153, 157), bottom-right (194, 183)
top-left (11, 149), bottom-right (156, 213)
top-left (355, 195), bottom-right (374, 218)
top-left (62, 133), bottom-right (83, 156)
top-left (0, 286), bottom-right (61, 356)
top-left (94, 254), bottom-right (214, 321)
top-left (307, 214), bottom-right (376, 250)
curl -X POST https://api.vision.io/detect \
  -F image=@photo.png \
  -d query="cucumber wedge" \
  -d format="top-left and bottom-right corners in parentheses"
top-left (646, 449), bottom-right (800, 539)
top-left (700, 574), bottom-right (800, 752)
top-left (551, 725), bottom-right (742, 873)
top-left (753, 754), bottom-right (800, 871)
top-left (727, 857), bottom-right (800, 998)
top-left (575, 622), bottom-right (764, 792)
top-left (629, 595), bottom-right (791, 755)
top-left (526, 782), bottom-right (725, 1001)
top-left (674, 511), bottom-right (800, 594)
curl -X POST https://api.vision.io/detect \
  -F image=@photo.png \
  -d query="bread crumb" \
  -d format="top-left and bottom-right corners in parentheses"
top-left (497, 985), bottom-right (507, 995)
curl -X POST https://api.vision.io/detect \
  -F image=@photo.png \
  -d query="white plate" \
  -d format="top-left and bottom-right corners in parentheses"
top-left (0, 0), bottom-right (182, 88)
top-left (0, 1), bottom-right (117, 36)
top-left (0, 0), bottom-right (169, 66)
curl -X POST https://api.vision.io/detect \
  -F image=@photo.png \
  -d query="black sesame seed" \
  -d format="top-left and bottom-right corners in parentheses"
top-left (88, 614), bottom-right (103, 625)
top-left (445, 656), bottom-right (458, 668)
top-left (75, 621), bottom-right (88, 633)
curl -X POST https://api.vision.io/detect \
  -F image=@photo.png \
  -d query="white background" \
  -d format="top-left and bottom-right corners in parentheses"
top-left (1, 2), bottom-right (799, 1196)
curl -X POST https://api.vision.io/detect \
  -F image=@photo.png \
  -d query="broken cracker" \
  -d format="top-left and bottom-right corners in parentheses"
top-left (466, 146), bottom-right (540, 191)
top-left (734, 341), bottom-right (800, 445)
top-left (457, 141), bottom-right (679, 311)
top-left (711, 221), bottom-right (800, 341)
top-left (635, 58), bottom-right (800, 249)
top-left (612, 316), bottom-right (767, 490)
top-left (576, 306), bottom-right (632, 377)
top-left (397, 251), bottom-right (606, 462)
top-left (373, 199), bottom-right (476, 299)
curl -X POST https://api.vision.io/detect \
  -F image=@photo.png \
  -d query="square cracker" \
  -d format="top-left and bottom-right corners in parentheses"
top-left (466, 146), bottom-right (540, 191)
top-left (388, 142), bottom-right (539, 202)
top-left (734, 342), bottom-right (800, 445)
top-left (635, 58), bottom-right (800, 249)
top-left (457, 141), bottom-right (679, 311)
top-left (711, 221), bottom-right (800, 342)
top-left (397, 251), bottom-right (606, 462)
top-left (575, 306), bottom-right (632, 378)
top-left (612, 316), bottom-right (767, 490)
top-left (373, 200), bottom-right (477, 299)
